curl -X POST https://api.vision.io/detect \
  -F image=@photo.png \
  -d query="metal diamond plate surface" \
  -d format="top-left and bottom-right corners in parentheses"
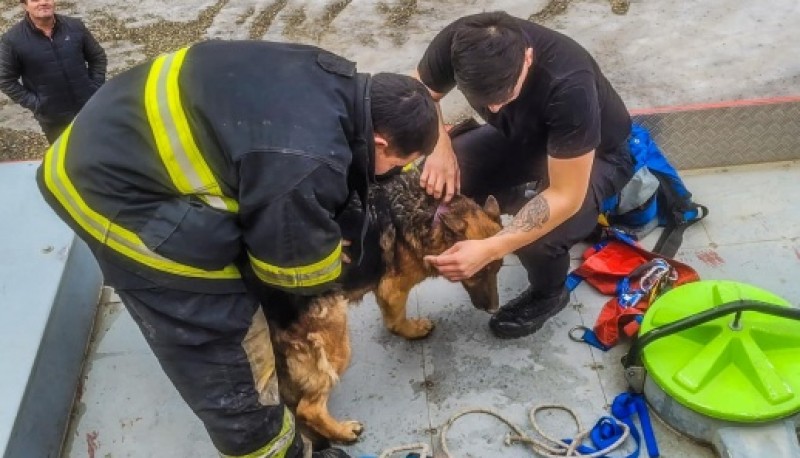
top-left (632, 100), bottom-right (800, 170)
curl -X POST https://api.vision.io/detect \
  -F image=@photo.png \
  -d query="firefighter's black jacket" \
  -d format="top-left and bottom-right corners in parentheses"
top-left (37, 40), bottom-right (374, 297)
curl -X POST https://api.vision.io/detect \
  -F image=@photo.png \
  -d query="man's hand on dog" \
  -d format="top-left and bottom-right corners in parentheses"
top-left (425, 239), bottom-right (497, 281)
top-left (420, 146), bottom-right (460, 202)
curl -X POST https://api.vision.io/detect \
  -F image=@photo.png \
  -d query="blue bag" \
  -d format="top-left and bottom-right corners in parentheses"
top-left (602, 124), bottom-right (708, 257)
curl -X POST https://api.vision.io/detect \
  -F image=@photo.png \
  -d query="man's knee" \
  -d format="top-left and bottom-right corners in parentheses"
top-left (515, 199), bottom-right (601, 268)
top-left (451, 124), bottom-right (537, 199)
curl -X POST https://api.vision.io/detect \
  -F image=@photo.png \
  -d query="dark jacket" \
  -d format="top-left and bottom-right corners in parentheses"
top-left (37, 41), bottom-right (374, 300)
top-left (0, 14), bottom-right (106, 124)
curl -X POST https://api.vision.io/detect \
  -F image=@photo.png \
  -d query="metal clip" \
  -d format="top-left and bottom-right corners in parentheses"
top-left (569, 325), bottom-right (590, 343)
top-left (624, 366), bottom-right (647, 393)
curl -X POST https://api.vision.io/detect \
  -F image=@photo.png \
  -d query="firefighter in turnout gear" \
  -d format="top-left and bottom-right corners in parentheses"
top-left (37, 40), bottom-right (439, 457)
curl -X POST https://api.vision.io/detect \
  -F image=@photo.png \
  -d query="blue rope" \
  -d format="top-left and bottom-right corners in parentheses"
top-left (611, 392), bottom-right (660, 458)
top-left (563, 393), bottom-right (660, 458)
top-left (562, 416), bottom-right (629, 457)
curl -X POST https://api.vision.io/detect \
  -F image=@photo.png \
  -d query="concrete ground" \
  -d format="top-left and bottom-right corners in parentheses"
top-left (62, 160), bottom-right (800, 457)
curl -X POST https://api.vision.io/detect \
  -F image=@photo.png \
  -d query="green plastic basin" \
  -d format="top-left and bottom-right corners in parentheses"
top-left (639, 280), bottom-right (800, 422)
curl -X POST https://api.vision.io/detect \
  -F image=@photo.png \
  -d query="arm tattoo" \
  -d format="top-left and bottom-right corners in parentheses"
top-left (498, 195), bottom-right (550, 235)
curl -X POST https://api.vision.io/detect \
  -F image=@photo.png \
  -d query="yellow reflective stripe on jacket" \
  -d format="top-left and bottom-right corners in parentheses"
top-left (222, 408), bottom-right (295, 458)
top-left (248, 242), bottom-right (342, 289)
top-left (42, 125), bottom-right (241, 280)
top-left (144, 47), bottom-right (239, 213)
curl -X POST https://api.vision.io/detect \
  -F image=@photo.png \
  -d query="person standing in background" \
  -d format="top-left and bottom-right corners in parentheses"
top-left (0, 0), bottom-right (106, 143)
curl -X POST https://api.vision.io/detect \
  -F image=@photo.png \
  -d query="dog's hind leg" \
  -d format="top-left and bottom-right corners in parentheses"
top-left (375, 274), bottom-right (433, 340)
top-left (282, 296), bottom-right (363, 443)
top-left (296, 387), bottom-right (363, 443)
top-left (292, 332), bottom-right (363, 443)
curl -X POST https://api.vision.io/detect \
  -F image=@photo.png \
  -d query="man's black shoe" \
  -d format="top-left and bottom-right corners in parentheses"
top-left (311, 447), bottom-right (351, 458)
top-left (489, 287), bottom-right (570, 339)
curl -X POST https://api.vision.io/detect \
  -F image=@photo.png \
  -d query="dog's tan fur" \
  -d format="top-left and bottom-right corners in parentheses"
top-left (269, 295), bottom-right (360, 441)
top-left (270, 171), bottom-right (503, 443)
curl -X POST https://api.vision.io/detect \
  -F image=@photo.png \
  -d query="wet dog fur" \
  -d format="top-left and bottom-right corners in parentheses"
top-left (265, 169), bottom-right (503, 444)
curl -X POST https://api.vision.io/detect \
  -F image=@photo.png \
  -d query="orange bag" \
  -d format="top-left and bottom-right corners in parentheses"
top-left (570, 238), bottom-right (699, 348)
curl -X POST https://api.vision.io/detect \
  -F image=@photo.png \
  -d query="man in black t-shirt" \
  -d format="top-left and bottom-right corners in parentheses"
top-left (419, 11), bottom-right (634, 339)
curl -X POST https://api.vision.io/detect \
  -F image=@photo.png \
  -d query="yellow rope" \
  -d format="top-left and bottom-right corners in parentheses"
top-left (379, 404), bottom-right (630, 458)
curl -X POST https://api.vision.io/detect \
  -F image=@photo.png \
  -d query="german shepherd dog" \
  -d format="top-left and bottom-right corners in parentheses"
top-left (264, 169), bottom-right (503, 444)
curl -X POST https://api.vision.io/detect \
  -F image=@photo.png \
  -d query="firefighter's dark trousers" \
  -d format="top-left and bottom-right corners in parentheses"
top-left (115, 286), bottom-right (305, 457)
top-left (452, 124), bottom-right (633, 296)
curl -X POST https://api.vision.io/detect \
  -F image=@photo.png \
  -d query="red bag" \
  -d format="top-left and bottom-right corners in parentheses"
top-left (572, 239), bottom-right (699, 347)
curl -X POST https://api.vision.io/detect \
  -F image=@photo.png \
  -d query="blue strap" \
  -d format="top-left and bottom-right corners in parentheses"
top-left (617, 277), bottom-right (645, 308)
top-left (607, 227), bottom-right (640, 247)
top-left (566, 272), bottom-right (584, 292)
top-left (611, 393), bottom-right (660, 458)
top-left (591, 416), bottom-right (627, 450)
top-left (563, 440), bottom-right (611, 457)
top-left (580, 328), bottom-right (611, 351)
top-left (562, 416), bottom-right (630, 457)
top-left (565, 238), bottom-right (612, 293)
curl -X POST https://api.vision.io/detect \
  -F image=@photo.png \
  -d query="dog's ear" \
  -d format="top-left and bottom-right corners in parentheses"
top-left (484, 195), bottom-right (501, 222)
top-left (440, 212), bottom-right (466, 235)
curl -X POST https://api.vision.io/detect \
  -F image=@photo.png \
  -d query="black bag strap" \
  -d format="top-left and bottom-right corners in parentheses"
top-left (653, 204), bottom-right (709, 257)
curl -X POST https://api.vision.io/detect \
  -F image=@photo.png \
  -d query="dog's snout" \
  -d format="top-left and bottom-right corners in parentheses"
top-left (464, 282), bottom-right (500, 314)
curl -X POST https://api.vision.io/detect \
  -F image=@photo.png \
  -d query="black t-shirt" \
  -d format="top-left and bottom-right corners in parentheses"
top-left (418, 15), bottom-right (631, 163)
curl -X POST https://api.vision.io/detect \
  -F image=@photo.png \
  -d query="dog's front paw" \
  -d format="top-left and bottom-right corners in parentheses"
top-left (392, 318), bottom-right (435, 340)
top-left (331, 420), bottom-right (364, 444)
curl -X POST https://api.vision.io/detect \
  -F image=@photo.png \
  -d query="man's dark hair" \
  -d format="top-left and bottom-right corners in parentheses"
top-left (370, 72), bottom-right (439, 158)
top-left (451, 11), bottom-right (528, 108)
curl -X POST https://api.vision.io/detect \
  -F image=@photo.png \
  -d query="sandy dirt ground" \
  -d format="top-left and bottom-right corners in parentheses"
top-left (0, 0), bottom-right (799, 160)
top-left (2, 2), bottom-right (798, 457)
